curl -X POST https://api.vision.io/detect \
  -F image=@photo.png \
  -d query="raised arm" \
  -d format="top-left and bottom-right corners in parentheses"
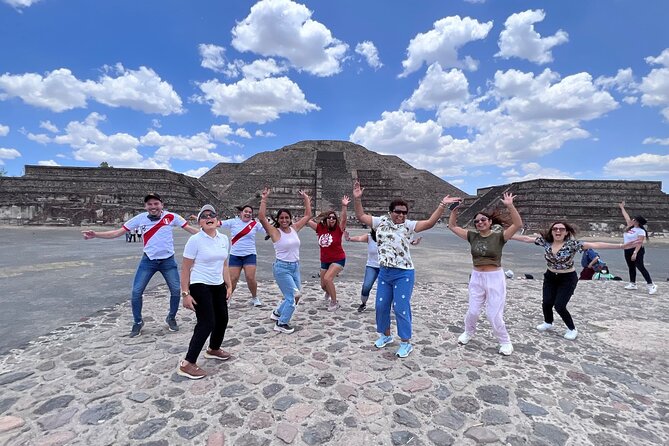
top-left (293, 189), bottom-right (313, 231)
top-left (447, 204), bottom-right (468, 240)
top-left (353, 180), bottom-right (373, 227)
top-left (511, 234), bottom-right (538, 244)
top-left (618, 200), bottom-right (633, 226)
top-left (340, 195), bottom-right (350, 231)
top-left (501, 192), bottom-right (522, 241)
top-left (583, 238), bottom-right (643, 251)
top-left (82, 227), bottom-right (127, 240)
top-left (415, 195), bottom-right (460, 232)
top-left (258, 187), bottom-right (280, 242)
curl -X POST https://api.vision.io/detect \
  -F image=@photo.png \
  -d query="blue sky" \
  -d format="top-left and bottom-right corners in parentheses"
top-left (1, 0), bottom-right (668, 194)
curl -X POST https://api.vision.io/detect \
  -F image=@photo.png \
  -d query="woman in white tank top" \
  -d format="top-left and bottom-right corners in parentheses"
top-left (258, 187), bottom-right (313, 334)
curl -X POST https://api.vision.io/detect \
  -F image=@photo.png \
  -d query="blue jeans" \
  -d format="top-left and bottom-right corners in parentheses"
top-left (361, 266), bottom-right (380, 303)
top-left (273, 260), bottom-right (301, 325)
top-left (376, 267), bottom-right (415, 340)
top-left (131, 254), bottom-right (180, 324)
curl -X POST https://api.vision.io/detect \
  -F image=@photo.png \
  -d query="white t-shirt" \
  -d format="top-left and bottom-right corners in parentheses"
top-left (623, 226), bottom-right (646, 244)
top-left (220, 218), bottom-right (266, 256)
top-left (371, 215), bottom-right (418, 269)
top-left (123, 211), bottom-right (188, 260)
top-left (366, 234), bottom-right (380, 268)
top-left (183, 230), bottom-right (230, 285)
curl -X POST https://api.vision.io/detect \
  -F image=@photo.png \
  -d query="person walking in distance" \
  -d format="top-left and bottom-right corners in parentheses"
top-left (618, 201), bottom-right (657, 295)
top-left (82, 193), bottom-right (199, 337)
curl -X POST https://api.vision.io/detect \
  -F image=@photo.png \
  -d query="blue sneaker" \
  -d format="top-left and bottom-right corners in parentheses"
top-left (374, 334), bottom-right (394, 349)
top-left (396, 342), bottom-right (413, 358)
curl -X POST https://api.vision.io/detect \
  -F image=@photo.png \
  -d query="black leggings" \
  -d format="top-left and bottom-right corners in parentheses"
top-left (624, 247), bottom-right (652, 284)
top-left (542, 270), bottom-right (578, 330)
top-left (185, 283), bottom-right (228, 363)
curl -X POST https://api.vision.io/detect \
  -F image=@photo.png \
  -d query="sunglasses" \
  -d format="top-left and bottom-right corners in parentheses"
top-left (473, 217), bottom-right (489, 224)
top-left (326, 216), bottom-right (337, 220)
top-left (392, 209), bottom-right (408, 215)
top-left (199, 212), bottom-right (217, 219)
top-left (552, 227), bottom-right (566, 232)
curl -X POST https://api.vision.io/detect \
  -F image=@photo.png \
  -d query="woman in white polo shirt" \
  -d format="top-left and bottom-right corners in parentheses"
top-left (177, 205), bottom-right (232, 380)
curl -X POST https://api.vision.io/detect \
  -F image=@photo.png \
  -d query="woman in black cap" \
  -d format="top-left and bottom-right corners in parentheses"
top-left (619, 201), bottom-right (657, 294)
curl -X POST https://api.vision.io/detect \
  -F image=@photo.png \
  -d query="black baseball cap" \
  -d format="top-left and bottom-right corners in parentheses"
top-left (144, 193), bottom-right (163, 203)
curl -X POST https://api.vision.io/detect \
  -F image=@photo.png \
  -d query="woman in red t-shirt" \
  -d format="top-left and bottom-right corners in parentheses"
top-left (307, 195), bottom-right (350, 311)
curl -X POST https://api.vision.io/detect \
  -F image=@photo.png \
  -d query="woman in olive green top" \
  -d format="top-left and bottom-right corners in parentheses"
top-left (448, 192), bottom-right (522, 356)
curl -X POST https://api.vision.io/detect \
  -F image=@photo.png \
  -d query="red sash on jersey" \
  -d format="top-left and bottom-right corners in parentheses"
top-left (231, 220), bottom-right (257, 245)
top-left (143, 213), bottom-right (175, 246)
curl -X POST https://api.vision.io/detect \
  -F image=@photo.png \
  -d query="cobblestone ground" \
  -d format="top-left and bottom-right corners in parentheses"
top-left (0, 279), bottom-right (667, 445)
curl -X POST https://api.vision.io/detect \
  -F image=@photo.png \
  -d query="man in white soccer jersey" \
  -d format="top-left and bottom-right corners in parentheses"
top-left (82, 193), bottom-right (199, 337)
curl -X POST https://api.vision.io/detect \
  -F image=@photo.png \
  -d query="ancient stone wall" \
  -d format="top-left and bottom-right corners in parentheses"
top-left (456, 179), bottom-right (669, 234)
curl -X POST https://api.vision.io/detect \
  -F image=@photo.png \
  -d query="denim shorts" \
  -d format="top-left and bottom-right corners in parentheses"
top-left (229, 254), bottom-right (257, 268)
top-left (320, 258), bottom-right (346, 270)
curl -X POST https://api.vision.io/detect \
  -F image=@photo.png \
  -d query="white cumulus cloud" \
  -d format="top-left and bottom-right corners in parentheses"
top-left (37, 160), bottom-right (60, 166)
top-left (400, 15), bottom-right (493, 77)
top-left (140, 130), bottom-right (231, 163)
top-left (643, 137), bottom-right (669, 145)
top-left (232, 0), bottom-right (348, 77)
top-left (198, 76), bottom-right (319, 124)
top-left (640, 48), bottom-right (669, 121)
top-left (183, 167), bottom-right (211, 178)
top-left (401, 63), bottom-right (469, 110)
top-left (496, 9), bottom-right (568, 64)
top-left (502, 162), bottom-right (573, 182)
top-left (595, 68), bottom-right (637, 94)
top-left (0, 147), bottom-right (21, 165)
top-left (199, 44), bottom-right (227, 73)
top-left (255, 129), bottom-right (276, 137)
top-left (0, 124), bottom-right (8, 136)
top-left (603, 153), bottom-right (669, 178)
top-left (0, 65), bottom-right (183, 115)
top-left (355, 41), bottom-right (383, 69)
top-left (39, 120), bottom-right (58, 133)
top-left (3, 0), bottom-right (42, 10)
top-left (241, 58), bottom-right (287, 80)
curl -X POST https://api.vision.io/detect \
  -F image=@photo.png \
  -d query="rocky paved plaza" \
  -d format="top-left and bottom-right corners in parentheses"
top-left (1, 275), bottom-right (667, 445)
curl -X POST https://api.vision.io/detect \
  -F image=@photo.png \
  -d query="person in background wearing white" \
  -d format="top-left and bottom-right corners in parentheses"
top-left (220, 205), bottom-right (267, 307)
top-left (258, 187), bottom-right (312, 334)
top-left (82, 193), bottom-right (198, 338)
top-left (177, 205), bottom-right (232, 380)
top-left (448, 193), bottom-right (522, 356)
top-left (618, 201), bottom-right (657, 295)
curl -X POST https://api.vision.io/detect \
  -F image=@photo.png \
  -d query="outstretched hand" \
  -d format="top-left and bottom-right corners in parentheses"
top-left (82, 230), bottom-right (95, 240)
top-left (342, 195), bottom-right (351, 206)
top-left (261, 186), bottom-right (271, 199)
top-left (298, 189), bottom-right (311, 201)
top-left (501, 192), bottom-right (516, 206)
top-left (619, 200), bottom-right (626, 208)
top-left (353, 180), bottom-right (364, 198)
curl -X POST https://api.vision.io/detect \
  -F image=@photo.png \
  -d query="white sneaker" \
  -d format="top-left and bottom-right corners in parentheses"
top-left (536, 322), bottom-right (554, 332)
top-left (458, 332), bottom-right (472, 345)
top-left (250, 297), bottom-right (262, 307)
top-left (564, 328), bottom-right (578, 340)
top-left (327, 302), bottom-right (340, 312)
top-left (624, 283), bottom-right (637, 290)
top-left (499, 343), bottom-right (513, 356)
top-left (647, 284), bottom-right (658, 295)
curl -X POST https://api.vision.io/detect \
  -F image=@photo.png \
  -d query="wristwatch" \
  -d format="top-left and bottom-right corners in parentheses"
top-left (181, 290), bottom-right (190, 298)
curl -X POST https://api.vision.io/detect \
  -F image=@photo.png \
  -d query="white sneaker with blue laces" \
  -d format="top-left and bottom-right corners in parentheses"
top-left (374, 334), bottom-right (394, 349)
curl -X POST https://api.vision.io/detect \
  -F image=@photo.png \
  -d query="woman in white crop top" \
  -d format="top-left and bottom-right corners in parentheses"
top-left (258, 187), bottom-right (312, 334)
top-left (619, 201), bottom-right (656, 294)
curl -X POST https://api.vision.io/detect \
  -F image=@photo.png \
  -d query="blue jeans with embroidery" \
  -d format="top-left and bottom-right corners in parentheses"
top-left (273, 260), bottom-right (301, 325)
top-left (375, 267), bottom-right (415, 340)
top-left (131, 254), bottom-right (180, 324)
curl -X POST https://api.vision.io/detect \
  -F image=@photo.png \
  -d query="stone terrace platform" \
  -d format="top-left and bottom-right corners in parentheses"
top-left (0, 279), bottom-right (667, 445)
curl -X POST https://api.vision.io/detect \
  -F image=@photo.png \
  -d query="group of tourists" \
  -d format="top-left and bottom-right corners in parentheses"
top-left (82, 187), bottom-right (654, 379)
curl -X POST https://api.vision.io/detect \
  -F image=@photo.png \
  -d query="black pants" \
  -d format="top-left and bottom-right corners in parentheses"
top-left (185, 283), bottom-right (228, 364)
top-left (542, 270), bottom-right (578, 330)
top-left (624, 247), bottom-right (652, 284)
